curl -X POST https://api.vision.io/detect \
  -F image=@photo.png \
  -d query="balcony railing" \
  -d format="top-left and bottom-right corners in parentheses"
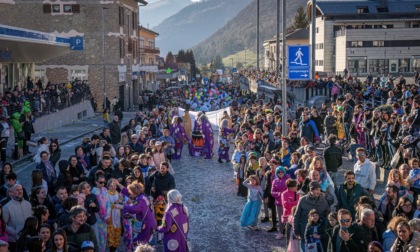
top-left (140, 45), bottom-right (160, 54)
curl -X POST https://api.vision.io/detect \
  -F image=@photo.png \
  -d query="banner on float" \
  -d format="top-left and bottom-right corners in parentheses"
top-left (178, 107), bottom-right (231, 131)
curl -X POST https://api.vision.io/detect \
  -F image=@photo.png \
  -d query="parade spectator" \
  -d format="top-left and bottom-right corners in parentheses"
top-left (354, 147), bottom-right (376, 194)
top-left (390, 221), bottom-right (420, 252)
top-left (3, 184), bottom-right (33, 251)
top-left (336, 171), bottom-right (370, 219)
top-left (109, 116), bottom-right (121, 147)
top-left (294, 181), bottom-right (329, 251)
top-left (327, 208), bottom-right (366, 251)
top-left (323, 134), bottom-right (343, 185)
top-left (240, 175), bottom-right (263, 230)
top-left (64, 206), bottom-right (98, 252)
top-left (264, 159), bottom-right (278, 233)
top-left (149, 161), bottom-right (175, 200)
top-left (36, 151), bottom-right (57, 196)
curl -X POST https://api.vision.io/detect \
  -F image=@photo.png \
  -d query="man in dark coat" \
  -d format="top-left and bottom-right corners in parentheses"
top-left (149, 161), bottom-right (175, 200)
top-left (109, 115), bottom-right (121, 145)
top-left (327, 209), bottom-right (366, 252)
top-left (323, 134), bottom-right (343, 186)
top-left (264, 159), bottom-right (278, 232)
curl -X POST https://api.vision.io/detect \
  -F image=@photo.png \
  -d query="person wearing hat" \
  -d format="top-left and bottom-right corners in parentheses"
top-left (293, 181), bottom-right (329, 251)
top-left (81, 240), bottom-right (95, 252)
top-left (263, 159), bottom-right (280, 233)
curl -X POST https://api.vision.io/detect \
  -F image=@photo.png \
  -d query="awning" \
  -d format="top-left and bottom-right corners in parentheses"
top-left (0, 25), bottom-right (71, 63)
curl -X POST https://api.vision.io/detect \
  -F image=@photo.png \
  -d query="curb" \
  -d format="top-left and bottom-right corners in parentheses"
top-left (11, 125), bottom-right (104, 169)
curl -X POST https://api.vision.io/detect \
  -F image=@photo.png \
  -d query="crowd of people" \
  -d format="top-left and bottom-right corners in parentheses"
top-left (0, 70), bottom-right (419, 252)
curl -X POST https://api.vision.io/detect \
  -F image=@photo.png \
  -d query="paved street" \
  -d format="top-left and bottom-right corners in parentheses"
top-left (12, 113), bottom-right (387, 252)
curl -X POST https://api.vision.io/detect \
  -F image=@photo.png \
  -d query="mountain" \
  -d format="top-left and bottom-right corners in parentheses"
top-left (140, 0), bottom-right (192, 29)
top-left (192, 0), bottom-right (308, 64)
top-left (154, 0), bottom-right (253, 57)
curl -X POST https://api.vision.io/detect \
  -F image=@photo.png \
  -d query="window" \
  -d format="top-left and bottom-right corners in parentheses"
top-left (373, 40), bottom-right (384, 47)
top-left (357, 6), bottom-right (369, 13)
top-left (132, 12), bottom-right (137, 30)
top-left (351, 41), bottom-right (363, 47)
top-left (316, 43), bottom-right (324, 50)
top-left (63, 4), bottom-right (72, 13)
top-left (119, 6), bottom-right (125, 26)
top-left (119, 38), bottom-right (125, 58)
top-left (348, 57), bottom-right (367, 73)
top-left (52, 4), bottom-right (60, 13)
top-left (71, 69), bottom-right (88, 81)
top-left (416, 5), bottom-right (420, 12)
top-left (316, 27), bottom-right (319, 33)
top-left (369, 59), bottom-right (389, 74)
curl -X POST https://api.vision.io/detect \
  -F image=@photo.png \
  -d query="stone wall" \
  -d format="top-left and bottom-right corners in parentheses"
top-left (46, 67), bottom-right (68, 83)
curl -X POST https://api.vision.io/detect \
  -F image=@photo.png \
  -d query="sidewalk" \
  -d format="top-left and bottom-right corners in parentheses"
top-left (9, 112), bottom-right (135, 167)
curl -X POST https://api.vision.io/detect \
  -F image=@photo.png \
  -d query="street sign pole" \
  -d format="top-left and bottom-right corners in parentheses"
top-left (281, 0), bottom-right (287, 136)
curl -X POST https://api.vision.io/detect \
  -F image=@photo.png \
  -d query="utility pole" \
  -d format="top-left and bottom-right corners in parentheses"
top-left (281, 0), bottom-right (287, 136)
top-left (311, 0), bottom-right (317, 79)
top-left (276, 0), bottom-right (280, 79)
top-left (256, 0), bottom-right (260, 70)
top-left (102, 7), bottom-right (108, 110)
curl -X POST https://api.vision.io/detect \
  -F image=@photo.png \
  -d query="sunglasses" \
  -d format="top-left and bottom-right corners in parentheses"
top-left (339, 219), bottom-right (351, 223)
top-left (357, 153), bottom-right (365, 157)
top-left (97, 181), bottom-right (105, 184)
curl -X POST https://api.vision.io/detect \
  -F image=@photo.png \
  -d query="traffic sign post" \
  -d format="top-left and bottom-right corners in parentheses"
top-left (287, 45), bottom-right (310, 81)
top-left (70, 37), bottom-right (84, 50)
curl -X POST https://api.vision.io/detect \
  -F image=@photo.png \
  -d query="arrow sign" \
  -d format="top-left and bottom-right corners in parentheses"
top-left (301, 74), bottom-right (308, 77)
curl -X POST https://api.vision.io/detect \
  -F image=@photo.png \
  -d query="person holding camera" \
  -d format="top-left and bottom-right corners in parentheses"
top-left (327, 208), bottom-right (366, 252)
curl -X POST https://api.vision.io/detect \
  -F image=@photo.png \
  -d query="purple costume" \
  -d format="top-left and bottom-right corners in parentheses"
top-left (355, 113), bottom-right (366, 147)
top-left (218, 127), bottom-right (234, 161)
top-left (170, 124), bottom-right (191, 160)
top-left (193, 120), bottom-right (201, 132)
top-left (121, 188), bottom-right (156, 244)
top-left (202, 121), bottom-right (214, 159)
top-left (157, 203), bottom-right (189, 252)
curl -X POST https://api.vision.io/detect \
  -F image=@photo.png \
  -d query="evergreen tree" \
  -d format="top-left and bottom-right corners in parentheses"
top-left (200, 64), bottom-right (209, 77)
top-left (177, 49), bottom-right (187, 63)
top-left (185, 49), bottom-right (198, 78)
top-left (293, 5), bottom-right (309, 29)
top-left (165, 51), bottom-right (175, 64)
top-left (213, 54), bottom-right (225, 70)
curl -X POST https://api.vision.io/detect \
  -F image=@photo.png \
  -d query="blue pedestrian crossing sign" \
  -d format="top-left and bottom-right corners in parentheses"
top-left (232, 68), bottom-right (237, 73)
top-left (287, 45), bottom-right (310, 80)
top-left (70, 37), bottom-right (84, 50)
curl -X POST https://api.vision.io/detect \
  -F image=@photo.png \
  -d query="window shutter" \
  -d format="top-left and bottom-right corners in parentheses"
top-left (43, 4), bottom-right (51, 13)
top-left (72, 4), bottom-right (80, 13)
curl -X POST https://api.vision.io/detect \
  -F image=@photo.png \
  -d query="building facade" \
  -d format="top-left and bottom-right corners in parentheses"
top-left (139, 26), bottom-right (160, 92)
top-left (263, 29), bottom-right (309, 72)
top-left (308, 0), bottom-right (420, 76)
top-left (0, 0), bottom-right (147, 110)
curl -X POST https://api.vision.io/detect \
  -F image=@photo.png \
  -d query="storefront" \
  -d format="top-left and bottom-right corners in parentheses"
top-left (0, 24), bottom-right (70, 92)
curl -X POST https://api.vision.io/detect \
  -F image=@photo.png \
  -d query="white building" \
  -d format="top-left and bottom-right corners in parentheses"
top-left (308, 0), bottom-right (420, 76)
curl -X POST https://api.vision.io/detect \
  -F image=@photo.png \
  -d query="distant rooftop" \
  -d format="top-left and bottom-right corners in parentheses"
top-left (308, 0), bottom-right (420, 17)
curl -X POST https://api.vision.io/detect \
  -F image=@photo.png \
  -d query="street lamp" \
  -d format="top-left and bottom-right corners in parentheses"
top-left (102, 7), bottom-right (109, 110)
top-left (256, 0), bottom-right (260, 70)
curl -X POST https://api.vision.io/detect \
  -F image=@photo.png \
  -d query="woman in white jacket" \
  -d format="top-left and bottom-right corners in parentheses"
top-left (33, 137), bottom-right (50, 164)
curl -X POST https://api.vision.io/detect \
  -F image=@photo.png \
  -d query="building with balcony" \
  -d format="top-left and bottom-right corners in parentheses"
top-left (263, 28), bottom-right (309, 72)
top-left (0, 0), bottom-right (148, 110)
top-left (308, 0), bottom-right (420, 76)
top-left (139, 26), bottom-right (160, 91)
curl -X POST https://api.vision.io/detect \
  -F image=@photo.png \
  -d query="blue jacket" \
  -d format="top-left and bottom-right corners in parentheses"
top-left (382, 229), bottom-right (396, 252)
top-left (299, 119), bottom-right (320, 143)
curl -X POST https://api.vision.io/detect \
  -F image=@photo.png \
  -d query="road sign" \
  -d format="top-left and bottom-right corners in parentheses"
top-left (287, 45), bottom-right (310, 80)
top-left (232, 68), bottom-right (237, 73)
top-left (181, 70), bottom-right (186, 75)
top-left (70, 37), bottom-right (84, 50)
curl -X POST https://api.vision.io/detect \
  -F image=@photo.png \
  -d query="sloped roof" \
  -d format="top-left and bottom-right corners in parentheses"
top-left (264, 28), bottom-right (309, 43)
top-left (309, 0), bottom-right (420, 16)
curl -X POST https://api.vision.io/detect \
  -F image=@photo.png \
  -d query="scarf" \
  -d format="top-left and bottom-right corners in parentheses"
top-left (78, 154), bottom-right (88, 169)
top-left (42, 160), bottom-right (56, 183)
top-left (395, 233), bottom-right (413, 252)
